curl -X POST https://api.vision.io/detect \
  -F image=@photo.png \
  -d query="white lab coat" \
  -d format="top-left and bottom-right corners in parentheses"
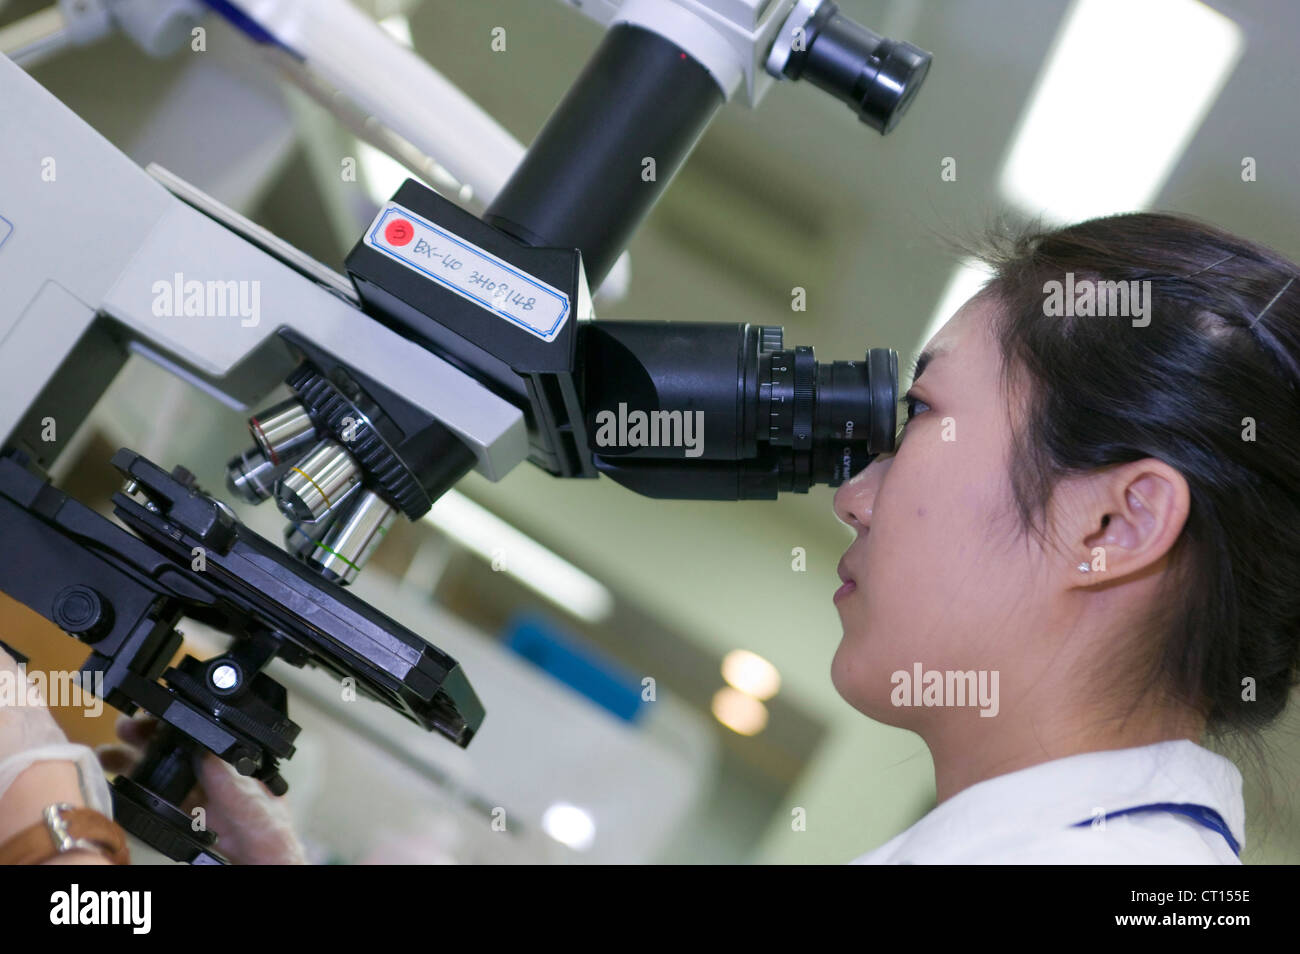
top-left (850, 740), bottom-right (1244, 864)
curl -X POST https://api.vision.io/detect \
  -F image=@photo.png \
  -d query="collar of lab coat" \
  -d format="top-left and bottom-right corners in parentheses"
top-left (853, 739), bottom-right (1245, 863)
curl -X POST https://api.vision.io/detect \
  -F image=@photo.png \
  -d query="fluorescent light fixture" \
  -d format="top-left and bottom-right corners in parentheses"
top-left (378, 14), bottom-right (414, 48)
top-left (998, 0), bottom-right (1243, 223)
top-left (711, 687), bottom-right (769, 736)
top-left (354, 125), bottom-right (474, 209)
top-left (542, 802), bottom-right (596, 852)
top-left (721, 649), bottom-right (781, 701)
top-left (918, 257), bottom-right (994, 360)
top-left (354, 14), bottom-right (474, 208)
top-left (357, 139), bottom-right (411, 208)
top-left (423, 490), bottom-right (615, 624)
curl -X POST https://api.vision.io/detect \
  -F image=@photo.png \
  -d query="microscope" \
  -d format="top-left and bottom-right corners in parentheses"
top-left (0, 0), bottom-right (928, 862)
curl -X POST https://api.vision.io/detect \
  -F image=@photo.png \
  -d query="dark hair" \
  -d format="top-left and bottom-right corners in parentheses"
top-left (967, 212), bottom-right (1300, 744)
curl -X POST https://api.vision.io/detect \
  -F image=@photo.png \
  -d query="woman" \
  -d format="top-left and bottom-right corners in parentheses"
top-left (833, 212), bottom-right (1300, 864)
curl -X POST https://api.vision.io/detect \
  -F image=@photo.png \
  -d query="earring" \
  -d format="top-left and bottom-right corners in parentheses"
top-left (1077, 562), bottom-right (1091, 573)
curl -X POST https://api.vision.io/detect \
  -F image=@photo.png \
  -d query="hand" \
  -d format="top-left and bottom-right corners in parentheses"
top-left (0, 646), bottom-right (67, 759)
top-left (0, 647), bottom-right (114, 860)
top-left (99, 714), bottom-right (309, 865)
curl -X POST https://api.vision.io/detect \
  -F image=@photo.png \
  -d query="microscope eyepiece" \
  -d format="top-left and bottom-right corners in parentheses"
top-left (771, 0), bottom-right (932, 134)
top-left (581, 322), bottom-right (897, 499)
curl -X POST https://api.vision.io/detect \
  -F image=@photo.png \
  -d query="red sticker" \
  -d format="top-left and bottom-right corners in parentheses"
top-left (385, 219), bottom-right (414, 246)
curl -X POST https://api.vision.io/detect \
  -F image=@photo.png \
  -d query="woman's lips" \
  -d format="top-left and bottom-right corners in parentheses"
top-left (834, 555), bottom-right (857, 604)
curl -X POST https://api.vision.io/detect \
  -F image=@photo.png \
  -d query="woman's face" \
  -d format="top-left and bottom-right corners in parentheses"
top-left (830, 293), bottom-right (1054, 726)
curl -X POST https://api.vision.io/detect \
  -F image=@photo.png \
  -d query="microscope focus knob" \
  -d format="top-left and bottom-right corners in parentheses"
top-left (52, 585), bottom-right (113, 642)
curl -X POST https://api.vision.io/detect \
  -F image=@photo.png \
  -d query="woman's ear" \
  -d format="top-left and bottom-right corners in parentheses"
top-left (1074, 460), bottom-right (1190, 585)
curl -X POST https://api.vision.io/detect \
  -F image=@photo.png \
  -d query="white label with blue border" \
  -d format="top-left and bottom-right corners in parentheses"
top-left (363, 202), bottom-right (569, 343)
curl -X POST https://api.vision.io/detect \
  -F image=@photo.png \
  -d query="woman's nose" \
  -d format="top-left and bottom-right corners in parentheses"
top-left (833, 454), bottom-right (890, 531)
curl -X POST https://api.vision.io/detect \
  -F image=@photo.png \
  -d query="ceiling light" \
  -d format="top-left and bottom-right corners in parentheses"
top-left (721, 649), bottom-right (781, 700)
top-left (997, 0), bottom-right (1243, 223)
top-left (542, 802), bottom-right (596, 852)
top-left (711, 687), bottom-right (769, 736)
top-left (423, 491), bottom-right (615, 624)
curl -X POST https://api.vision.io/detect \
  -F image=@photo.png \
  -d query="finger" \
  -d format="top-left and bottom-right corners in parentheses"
top-left (193, 755), bottom-right (307, 865)
top-left (180, 760), bottom-right (207, 816)
top-left (196, 754), bottom-right (279, 817)
top-left (95, 743), bottom-right (141, 776)
top-left (115, 712), bottom-right (160, 748)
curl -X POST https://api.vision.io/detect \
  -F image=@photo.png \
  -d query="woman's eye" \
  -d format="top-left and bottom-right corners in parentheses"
top-left (903, 392), bottom-right (930, 423)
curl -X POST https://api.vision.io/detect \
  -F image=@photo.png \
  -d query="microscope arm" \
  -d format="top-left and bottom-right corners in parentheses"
top-left (0, 53), bottom-right (527, 483)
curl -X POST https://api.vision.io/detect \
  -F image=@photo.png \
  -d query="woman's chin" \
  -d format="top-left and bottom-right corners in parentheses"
top-left (831, 630), bottom-right (910, 718)
top-left (830, 637), bottom-right (874, 706)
